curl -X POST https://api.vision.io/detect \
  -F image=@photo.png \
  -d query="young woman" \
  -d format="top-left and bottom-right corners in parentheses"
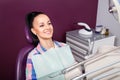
top-left (25, 11), bottom-right (67, 80)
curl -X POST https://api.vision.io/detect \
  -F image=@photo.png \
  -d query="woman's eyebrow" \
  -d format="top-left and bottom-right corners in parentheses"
top-left (47, 19), bottom-right (51, 22)
top-left (38, 22), bottom-right (44, 25)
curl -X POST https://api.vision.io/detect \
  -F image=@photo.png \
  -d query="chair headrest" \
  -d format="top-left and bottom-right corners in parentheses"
top-left (24, 27), bottom-right (33, 43)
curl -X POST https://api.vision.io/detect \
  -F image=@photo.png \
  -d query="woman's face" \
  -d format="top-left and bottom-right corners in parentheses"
top-left (31, 14), bottom-right (53, 40)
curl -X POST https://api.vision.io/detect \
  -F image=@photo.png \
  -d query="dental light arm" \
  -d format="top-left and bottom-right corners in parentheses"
top-left (109, 0), bottom-right (120, 23)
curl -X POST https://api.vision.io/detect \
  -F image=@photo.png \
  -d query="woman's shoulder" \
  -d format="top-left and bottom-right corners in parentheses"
top-left (27, 47), bottom-right (38, 58)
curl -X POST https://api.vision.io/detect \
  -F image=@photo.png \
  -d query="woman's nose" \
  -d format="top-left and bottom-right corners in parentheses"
top-left (45, 25), bottom-right (50, 29)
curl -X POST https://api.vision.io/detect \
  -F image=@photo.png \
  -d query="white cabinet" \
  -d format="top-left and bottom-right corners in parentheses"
top-left (66, 30), bottom-right (116, 62)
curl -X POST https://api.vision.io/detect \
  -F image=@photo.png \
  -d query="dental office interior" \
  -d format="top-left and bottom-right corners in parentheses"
top-left (0, 0), bottom-right (120, 80)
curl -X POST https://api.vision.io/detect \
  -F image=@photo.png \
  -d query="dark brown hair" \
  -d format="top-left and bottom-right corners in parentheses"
top-left (25, 11), bottom-right (44, 44)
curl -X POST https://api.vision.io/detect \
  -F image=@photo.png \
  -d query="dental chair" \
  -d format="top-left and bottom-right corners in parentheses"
top-left (16, 27), bottom-right (34, 80)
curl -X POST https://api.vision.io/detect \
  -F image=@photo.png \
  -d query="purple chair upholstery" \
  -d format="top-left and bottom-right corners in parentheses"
top-left (16, 27), bottom-right (34, 80)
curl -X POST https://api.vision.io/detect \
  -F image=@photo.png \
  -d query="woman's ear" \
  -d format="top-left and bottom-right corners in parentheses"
top-left (31, 28), bottom-right (36, 35)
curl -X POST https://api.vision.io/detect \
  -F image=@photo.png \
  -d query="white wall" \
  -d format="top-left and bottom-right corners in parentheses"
top-left (96, 0), bottom-right (120, 46)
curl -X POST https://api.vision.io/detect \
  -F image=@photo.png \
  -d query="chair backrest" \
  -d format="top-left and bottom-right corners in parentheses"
top-left (16, 27), bottom-right (34, 80)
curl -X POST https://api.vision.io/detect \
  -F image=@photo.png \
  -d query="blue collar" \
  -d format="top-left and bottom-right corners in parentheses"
top-left (35, 41), bottom-right (61, 54)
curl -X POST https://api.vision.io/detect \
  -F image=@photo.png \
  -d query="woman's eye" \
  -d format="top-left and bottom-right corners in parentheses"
top-left (39, 25), bottom-right (44, 27)
top-left (48, 22), bottom-right (52, 25)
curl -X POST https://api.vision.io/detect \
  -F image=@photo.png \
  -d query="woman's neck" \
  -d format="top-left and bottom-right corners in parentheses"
top-left (39, 39), bottom-right (55, 50)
